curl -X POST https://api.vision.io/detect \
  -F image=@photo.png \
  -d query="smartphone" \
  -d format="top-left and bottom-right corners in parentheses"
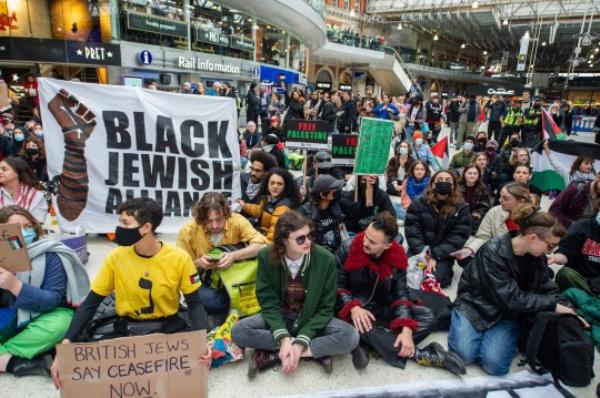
top-left (206, 252), bottom-right (223, 263)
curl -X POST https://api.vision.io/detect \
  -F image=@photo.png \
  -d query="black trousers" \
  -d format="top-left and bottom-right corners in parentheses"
top-left (360, 305), bottom-right (436, 368)
top-left (488, 120), bottom-right (502, 142)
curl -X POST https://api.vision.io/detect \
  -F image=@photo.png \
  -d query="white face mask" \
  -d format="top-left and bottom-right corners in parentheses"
top-left (463, 142), bottom-right (474, 151)
top-left (415, 138), bottom-right (424, 146)
top-left (34, 129), bottom-right (43, 137)
top-left (399, 147), bottom-right (409, 156)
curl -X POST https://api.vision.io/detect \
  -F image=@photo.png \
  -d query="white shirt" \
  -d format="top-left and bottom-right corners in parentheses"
top-left (210, 232), bottom-right (224, 245)
top-left (284, 255), bottom-right (304, 280)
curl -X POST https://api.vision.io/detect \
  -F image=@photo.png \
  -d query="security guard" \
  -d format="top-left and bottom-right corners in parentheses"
top-left (521, 96), bottom-right (543, 149)
top-left (498, 98), bottom-right (524, 149)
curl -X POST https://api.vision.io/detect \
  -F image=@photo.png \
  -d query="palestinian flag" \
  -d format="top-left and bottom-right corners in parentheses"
top-left (541, 108), bottom-right (566, 141)
top-left (531, 140), bottom-right (600, 192)
top-left (431, 136), bottom-right (449, 170)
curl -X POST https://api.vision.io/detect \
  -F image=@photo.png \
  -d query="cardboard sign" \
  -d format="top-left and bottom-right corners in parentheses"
top-left (57, 330), bottom-right (208, 398)
top-left (0, 223), bottom-right (32, 273)
top-left (284, 119), bottom-right (331, 150)
top-left (353, 117), bottom-right (394, 175)
top-left (331, 133), bottom-right (358, 166)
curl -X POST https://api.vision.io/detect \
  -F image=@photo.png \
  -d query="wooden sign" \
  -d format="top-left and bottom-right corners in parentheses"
top-left (0, 223), bottom-right (32, 273)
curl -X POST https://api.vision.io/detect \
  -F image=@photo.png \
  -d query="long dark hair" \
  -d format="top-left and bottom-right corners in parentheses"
top-left (258, 167), bottom-right (301, 208)
top-left (0, 156), bottom-right (42, 190)
top-left (425, 170), bottom-right (464, 217)
top-left (18, 135), bottom-right (46, 161)
top-left (269, 210), bottom-right (313, 264)
top-left (386, 141), bottom-right (414, 182)
top-left (459, 164), bottom-right (488, 196)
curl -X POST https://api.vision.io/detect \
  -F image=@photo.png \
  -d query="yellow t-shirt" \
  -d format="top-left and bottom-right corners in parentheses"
top-left (91, 243), bottom-right (201, 320)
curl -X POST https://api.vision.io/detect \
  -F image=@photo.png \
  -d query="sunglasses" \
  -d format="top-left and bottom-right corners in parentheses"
top-left (293, 234), bottom-right (312, 245)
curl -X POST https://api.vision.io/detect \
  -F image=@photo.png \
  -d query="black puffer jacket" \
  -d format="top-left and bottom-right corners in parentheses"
top-left (454, 233), bottom-right (561, 332)
top-left (335, 234), bottom-right (431, 332)
top-left (405, 195), bottom-right (472, 260)
top-left (342, 186), bottom-right (397, 234)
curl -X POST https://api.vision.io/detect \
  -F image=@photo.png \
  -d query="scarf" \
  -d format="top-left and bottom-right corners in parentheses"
top-left (17, 239), bottom-right (90, 327)
top-left (406, 176), bottom-right (429, 199)
top-left (570, 170), bottom-right (596, 183)
top-left (0, 184), bottom-right (38, 209)
top-left (344, 232), bottom-right (408, 280)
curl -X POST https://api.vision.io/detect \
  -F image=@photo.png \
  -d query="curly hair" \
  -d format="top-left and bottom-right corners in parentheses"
top-left (425, 170), bottom-right (464, 217)
top-left (193, 192), bottom-right (231, 225)
top-left (570, 156), bottom-right (595, 177)
top-left (18, 136), bottom-right (46, 162)
top-left (269, 210), bottom-right (313, 264)
top-left (257, 168), bottom-right (301, 208)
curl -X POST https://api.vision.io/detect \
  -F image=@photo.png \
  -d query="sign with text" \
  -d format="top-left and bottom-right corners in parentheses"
top-left (331, 133), bottom-right (358, 166)
top-left (56, 331), bottom-right (208, 398)
top-left (66, 42), bottom-right (122, 66)
top-left (230, 35), bottom-right (255, 52)
top-left (0, 223), bottom-right (32, 273)
top-left (572, 115), bottom-right (597, 134)
top-left (284, 119), bottom-right (331, 150)
top-left (353, 117), bottom-right (394, 175)
top-left (195, 27), bottom-right (230, 46)
top-left (39, 78), bottom-right (240, 233)
top-left (127, 11), bottom-right (188, 38)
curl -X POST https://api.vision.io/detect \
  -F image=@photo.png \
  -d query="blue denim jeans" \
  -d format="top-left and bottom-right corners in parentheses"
top-left (448, 308), bottom-right (519, 376)
top-left (392, 202), bottom-right (406, 220)
top-left (198, 286), bottom-right (230, 315)
top-left (405, 125), bottom-right (416, 143)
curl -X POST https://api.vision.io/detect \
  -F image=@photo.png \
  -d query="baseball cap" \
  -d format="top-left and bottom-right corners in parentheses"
top-left (314, 151), bottom-right (332, 169)
top-left (312, 175), bottom-right (343, 196)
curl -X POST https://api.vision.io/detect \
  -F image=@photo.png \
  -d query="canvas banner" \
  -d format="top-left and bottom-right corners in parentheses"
top-left (39, 78), bottom-right (240, 233)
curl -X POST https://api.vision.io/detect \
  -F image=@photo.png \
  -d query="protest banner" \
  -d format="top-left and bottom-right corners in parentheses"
top-left (0, 223), bottom-right (32, 272)
top-left (331, 133), bottom-right (358, 166)
top-left (572, 115), bottom-right (597, 134)
top-left (56, 330), bottom-right (208, 398)
top-left (284, 119), bottom-right (331, 150)
top-left (353, 118), bottom-right (394, 175)
top-left (38, 78), bottom-right (240, 233)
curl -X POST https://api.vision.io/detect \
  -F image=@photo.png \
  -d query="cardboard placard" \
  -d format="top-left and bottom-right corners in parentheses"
top-left (284, 119), bottom-right (331, 150)
top-left (57, 331), bottom-right (208, 398)
top-left (331, 133), bottom-right (358, 166)
top-left (0, 223), bottom-right (32, 273)
top-left (353, 117), bottom-right (394, 175)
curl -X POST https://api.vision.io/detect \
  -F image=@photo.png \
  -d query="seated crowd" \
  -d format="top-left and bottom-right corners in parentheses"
top-left (0, 105), bottom-right (598, 392)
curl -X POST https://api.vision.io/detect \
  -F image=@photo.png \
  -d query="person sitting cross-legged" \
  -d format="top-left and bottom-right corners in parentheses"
top-left (232, 211), bottom-right (359, 378)
top-left (336, 212), bottom-right (466, 375)
top-left (51, 198), bottom-right (211, 389)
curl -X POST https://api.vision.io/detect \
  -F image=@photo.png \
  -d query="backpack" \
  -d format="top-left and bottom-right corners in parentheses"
top-left (525, 312), bottom-right (594, 387)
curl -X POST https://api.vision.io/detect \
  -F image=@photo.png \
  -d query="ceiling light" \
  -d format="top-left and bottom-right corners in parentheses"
top-left (541, 41), bottom-right (547, 46)
top-left (433, 34), bottom-right (439, 41)
top-left (461, 43), bottom-right (466, 49)
top-left (595, 47), bottom-right (600, 52)
top-left (483, 50), bottom-right (488, 55)
top-left (248, 18), bottom-right (252, 22)
top-left (397, 22), bottom-right (403, 30)
top-left (502, 19), bottom-right (509, 26)
top-left (472, 1), bottom-right (479, 9)
top-left (591, 54), bottom-right (595, 59)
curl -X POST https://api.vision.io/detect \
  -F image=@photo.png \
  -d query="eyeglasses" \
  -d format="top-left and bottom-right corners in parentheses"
top-left (293, 234), bottom-right (312, 245)
top-left (544, 241), bottom-right (558, 251)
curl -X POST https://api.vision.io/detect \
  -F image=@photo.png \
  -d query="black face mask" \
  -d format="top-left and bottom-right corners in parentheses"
top-left (26, 148), bottom-right (39, 156)
top-left (510, 139), bottom-right (521, 148)
top-left (478, 138), bottom-right (487, 144)
top-left (115, 226), bottom-right (144, 246)
top-left (434, 181), bottom-right (453, 196)
top-left (534, 103), bottom-right (542, 109)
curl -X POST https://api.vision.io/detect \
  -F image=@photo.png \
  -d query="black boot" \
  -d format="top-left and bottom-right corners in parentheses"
top-left (10, 355), bottom-right (52, 378)
top-left (351, 345), bottom-right (369, 369)
top-left (315, 356), bottom-right (333, 374)
top-left (414, 342), bottom-right (466, 376)
top-left (247, 350), bottom-right (280, 379)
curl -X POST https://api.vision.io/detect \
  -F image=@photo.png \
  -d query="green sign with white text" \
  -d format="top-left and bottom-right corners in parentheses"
top-left (353, 118), bottom-right (394, 175)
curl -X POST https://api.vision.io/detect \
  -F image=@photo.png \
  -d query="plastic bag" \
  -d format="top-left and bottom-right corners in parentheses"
top-left (406, 247), bottom-right (429, 289)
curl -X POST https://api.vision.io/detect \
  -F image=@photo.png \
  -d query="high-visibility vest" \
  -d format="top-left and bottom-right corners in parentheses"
top-left (504, 109), bottom-right (523, 126)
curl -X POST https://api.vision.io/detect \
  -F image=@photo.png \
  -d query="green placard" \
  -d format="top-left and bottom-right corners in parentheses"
top-left (353, 117), bottom-right (394, 175)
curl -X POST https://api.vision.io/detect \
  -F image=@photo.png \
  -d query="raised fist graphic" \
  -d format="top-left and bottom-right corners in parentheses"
top-left (47, 89), bottom-right (96, 221)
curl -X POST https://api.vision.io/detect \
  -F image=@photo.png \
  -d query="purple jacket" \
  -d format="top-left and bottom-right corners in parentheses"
top-left (549, 182), bottom-right (591, 228)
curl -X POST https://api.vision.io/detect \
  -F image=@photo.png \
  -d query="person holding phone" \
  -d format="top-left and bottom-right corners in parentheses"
top-left (177, 192), bottom-right (268, 318)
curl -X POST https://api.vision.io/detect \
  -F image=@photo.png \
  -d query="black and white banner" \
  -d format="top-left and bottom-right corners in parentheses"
top-left (39, 79), bottom-right (240, 233)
